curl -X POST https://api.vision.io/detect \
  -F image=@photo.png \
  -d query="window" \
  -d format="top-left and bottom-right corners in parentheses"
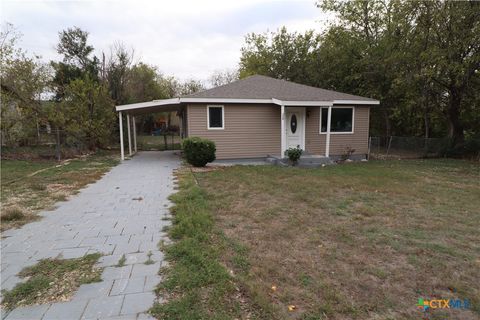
top-left (207, 105), bottom-right (224, 129)
top-left (290, 114), bottom-right (297, 133)
top-left (320, 107), bottom-right (354, 133)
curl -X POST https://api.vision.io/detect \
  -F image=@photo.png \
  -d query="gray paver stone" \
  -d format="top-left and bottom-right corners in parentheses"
top-left (4, 304), bottom-right (50, 320)
top-left (42, 299), bottom-right (88, 320)
top-left (101, 265), bottom-right (132, 281)
top-left (110, 276), bottom-right (145, 296)
top-left (74, 281), bottom-right (114, 299)
top-left (120, 292), bottom-right (156, 315)
top-left (82, 295), bottom-right (124, 320)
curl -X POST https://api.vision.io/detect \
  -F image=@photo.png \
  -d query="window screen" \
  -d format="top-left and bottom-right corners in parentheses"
top-left (321, 108), bottom-right (353, 133)
top-left (208, 107), bottom-right (223, 128)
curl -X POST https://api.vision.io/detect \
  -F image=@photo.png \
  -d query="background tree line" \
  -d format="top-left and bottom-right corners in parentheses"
top-left (239, 0), bottom-right (480, 152)
top-left (2, 0), bottom-right (479, 155)
top-left (1, 24), bottom-right (206, 151)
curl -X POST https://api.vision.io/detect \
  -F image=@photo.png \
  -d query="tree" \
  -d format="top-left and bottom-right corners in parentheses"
top-left (125, 63), bottom-right (164, 103)
top-left (0, 23), bottom-right (51, 146)
top-left (58, 76), bottom-right (115, 150)
top-left (319, 0), bottom-right (480, 144)
top-left (239, 1), bottom-right (480, 145)
top-left (106, 42), bottom-right (134, 105)
top-left (416, 1), bottom-right (480, 145)
top-left (209, 69), bottom-right (239, 87)
top-left (177, 79), bottom-right (205, 95)
top-left (239, 27), bottom-right (321, 85)
top-left (51, 27), bottom-right (99, 100)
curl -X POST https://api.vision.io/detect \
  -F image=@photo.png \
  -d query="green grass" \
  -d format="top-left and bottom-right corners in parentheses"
top-left (1, 253), bottom-right (102, 310)
top-left (1, 151), bottom-right (119, 231)
top-left (137, 135), bottom-right (181, 151)
top-left (156, 159), bottom-right (479, 320)
top-left (116, 254), bottom-right (126, 267)
top-left (149, 169), bottom-right (249, 319)
top-left (144, 251), bottom-right (155, 265)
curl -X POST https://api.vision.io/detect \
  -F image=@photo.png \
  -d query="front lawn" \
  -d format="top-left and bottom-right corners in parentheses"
top-left (157, 159), bottom-right (479, 320)
top-left (1, 151), bottom-right (119, 231)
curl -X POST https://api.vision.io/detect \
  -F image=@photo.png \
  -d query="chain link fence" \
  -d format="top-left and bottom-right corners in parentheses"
top-left (368, 136), bottom-right (449, 160)
top-left (136, 133), bottom-right (182, 151)
top-left (1, 128), bottom-right (90, 161)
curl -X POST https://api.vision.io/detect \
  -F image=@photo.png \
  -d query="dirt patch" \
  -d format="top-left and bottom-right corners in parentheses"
top-left (1, 153), bottom-right (118, 232)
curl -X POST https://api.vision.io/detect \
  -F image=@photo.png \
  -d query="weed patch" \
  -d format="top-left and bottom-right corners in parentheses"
top-left (150, 169), bottom-right (251, 319)
top-left (1, 253), bottom-right (102, 310)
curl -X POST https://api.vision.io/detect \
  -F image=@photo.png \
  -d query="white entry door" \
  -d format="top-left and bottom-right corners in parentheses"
top-left (285, 108), bottom-right (305, 150)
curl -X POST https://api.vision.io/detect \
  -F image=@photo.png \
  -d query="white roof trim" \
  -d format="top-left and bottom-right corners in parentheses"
top-left (333, 99), bottom-right (380, 105)
top-left (116, 98), bottom-right (180, 111)
top-left (115, 97), bottom-right (379, 112)
top-left (180, 98), bottom-right (274, 104)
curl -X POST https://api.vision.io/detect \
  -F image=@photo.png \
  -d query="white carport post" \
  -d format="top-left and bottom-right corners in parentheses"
top-left (280, 104), bottom-right (286, 157)
top-left (325, 105), bottom-right (332, 157)
top-left (133, 116), bottom-right (137, 153)
top-left (119, 111), bottom-right (125, 161)
top-left (127, 114), bottom-right (132, 156)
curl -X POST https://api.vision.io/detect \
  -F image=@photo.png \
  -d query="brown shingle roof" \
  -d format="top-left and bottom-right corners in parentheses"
top-left (183, 75), bottom-right (377, 102)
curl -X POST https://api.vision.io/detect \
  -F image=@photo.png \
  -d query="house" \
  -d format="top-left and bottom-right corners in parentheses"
top-left (115, 75), bottom-right (379, 160)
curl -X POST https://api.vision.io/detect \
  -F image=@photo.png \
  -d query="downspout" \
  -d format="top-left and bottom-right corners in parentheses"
top-left (133, 116), bottom-right (137, 153)
top-left (119, 111), bottom-right (124, 161)
top-left (325, 105), bottom-right (332, 158)
top-left (280, 104), bottom-right (286, 157)
top-left (127, 114), bottom-right (132, 156)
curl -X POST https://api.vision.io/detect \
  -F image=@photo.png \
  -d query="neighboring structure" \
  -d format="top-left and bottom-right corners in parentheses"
top-left (115, 75), bottom-right (379, 160)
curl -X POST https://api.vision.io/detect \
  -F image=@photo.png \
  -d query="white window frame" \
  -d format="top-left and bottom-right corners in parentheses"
top-left (207, 105), bottom-right (225, 130)
top-left (320, 106), bottom-right (355, 134)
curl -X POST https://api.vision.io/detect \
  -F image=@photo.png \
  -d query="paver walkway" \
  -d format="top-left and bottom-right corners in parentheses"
top-left (1, 151), bottom-right (180, 320)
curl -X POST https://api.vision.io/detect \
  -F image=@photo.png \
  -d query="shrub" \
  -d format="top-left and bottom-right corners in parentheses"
top-left (284, 146), bottom-right (303, 165)
top-left (182, 137), bottom-right (216, 167)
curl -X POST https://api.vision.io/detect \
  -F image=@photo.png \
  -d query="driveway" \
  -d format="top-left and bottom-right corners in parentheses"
top-left (1, 151), bottom-right (180, 320)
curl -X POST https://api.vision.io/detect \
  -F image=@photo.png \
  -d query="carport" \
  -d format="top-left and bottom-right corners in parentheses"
top-left (115, 98), bottom-right (183, 160)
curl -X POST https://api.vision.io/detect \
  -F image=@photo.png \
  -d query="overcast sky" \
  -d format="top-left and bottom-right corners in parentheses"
top-left (1, 0), bottom-right (332, 82)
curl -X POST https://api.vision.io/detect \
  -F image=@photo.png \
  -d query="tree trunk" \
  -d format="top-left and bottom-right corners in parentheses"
top-left (383, 107), bottom-right (391, 137)
top-left (424, 111), bottom-right (430, 139)
top-left (447, 90), bottom-right (464, 146)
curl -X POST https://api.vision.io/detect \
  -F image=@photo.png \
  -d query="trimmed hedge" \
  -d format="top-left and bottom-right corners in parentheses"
top-left (182, 137), bottom-right (216, 167)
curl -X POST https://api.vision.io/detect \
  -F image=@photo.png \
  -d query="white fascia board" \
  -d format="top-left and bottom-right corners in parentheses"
top-left (281, 100), bottom-right (332, 106)
top-left (180, 98), bottom-right (273, 104)
top-left (181, 97), bottom-right (332, 106)
top-left (115, 97), bottom-right (380, 112)
top-left (115, 98), bottom-right (180, 111)
top-left (333, 99), bottom-right (380, 105)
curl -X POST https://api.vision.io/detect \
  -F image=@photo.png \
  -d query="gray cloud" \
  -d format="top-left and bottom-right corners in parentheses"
top-left (2, 0), bottom-right (328, 81)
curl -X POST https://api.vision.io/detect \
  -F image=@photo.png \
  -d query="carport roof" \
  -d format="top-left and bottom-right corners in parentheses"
top-left (115, 75), bottom-right (379, 114)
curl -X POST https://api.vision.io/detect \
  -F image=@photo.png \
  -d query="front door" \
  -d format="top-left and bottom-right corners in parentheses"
top-left (285, 108), bottom-right (305, 150)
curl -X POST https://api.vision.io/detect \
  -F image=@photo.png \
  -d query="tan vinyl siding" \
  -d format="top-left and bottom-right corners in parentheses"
top-left (187, 104), bottom-right (281, 159)
top-left (305, 106), bottom-right (370, 156)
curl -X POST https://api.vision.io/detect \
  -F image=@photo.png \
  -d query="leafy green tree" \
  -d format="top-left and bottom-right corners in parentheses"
top-left (239, 27), bottom-right (321, 85)
top-left (57, 76), bottom-right (115, 150)
top-left (0, 23), bottom-right (51, 146)
top-left (239, 1), bottom-right (480, 146)
top-left (51, 27), bottom-right (100, 100)
top-left (125, 63), bottom-right (165, 103)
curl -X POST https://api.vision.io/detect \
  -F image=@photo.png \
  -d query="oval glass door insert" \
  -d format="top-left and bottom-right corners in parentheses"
top-left (290, 114), bottom-right (297, 133)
